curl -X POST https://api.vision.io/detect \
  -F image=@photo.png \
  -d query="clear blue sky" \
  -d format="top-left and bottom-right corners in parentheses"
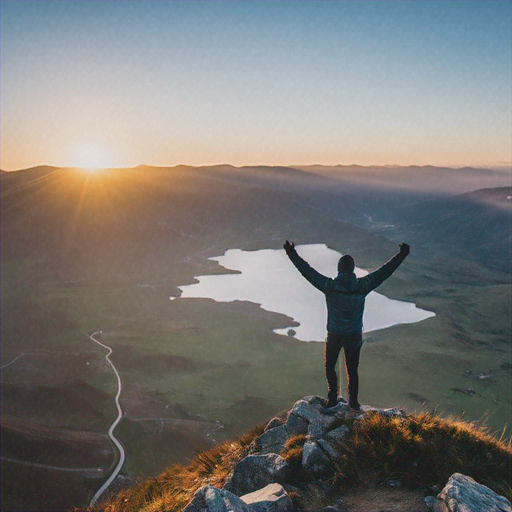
top-left (1, 0), bottom-right (510, 170)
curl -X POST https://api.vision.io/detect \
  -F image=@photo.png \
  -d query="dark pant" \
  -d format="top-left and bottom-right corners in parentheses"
top-left (325, 333), bottom-right (362, 405)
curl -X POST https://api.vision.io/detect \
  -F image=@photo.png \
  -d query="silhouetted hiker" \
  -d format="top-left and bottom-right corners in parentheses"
top-left (283, 241), bottom-right (410, 410)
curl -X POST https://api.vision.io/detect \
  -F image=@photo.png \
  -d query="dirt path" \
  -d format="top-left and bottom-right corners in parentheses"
top-left (342, 487), bottom-right (429, 512)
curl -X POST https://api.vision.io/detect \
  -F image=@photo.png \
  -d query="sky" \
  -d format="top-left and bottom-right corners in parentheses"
top-left (1, 0), bottom-right (511, 171)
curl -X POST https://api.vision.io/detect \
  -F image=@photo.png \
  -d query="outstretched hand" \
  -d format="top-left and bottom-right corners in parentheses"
top-left (399, 243), bottom-right (410, 256)
top-left (283, 240), bottom-right (295, 254)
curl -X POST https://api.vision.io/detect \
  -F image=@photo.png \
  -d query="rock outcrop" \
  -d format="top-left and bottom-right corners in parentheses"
top-left (182, 396), bottom-right (406, 511)
top-left (284, 395), bottom-right (405, 474)
top-left (182, 396), bottom-right (511, 512)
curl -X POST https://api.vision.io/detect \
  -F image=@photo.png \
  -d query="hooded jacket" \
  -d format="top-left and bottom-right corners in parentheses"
top-left (287, 248), bottom-right (408, 335)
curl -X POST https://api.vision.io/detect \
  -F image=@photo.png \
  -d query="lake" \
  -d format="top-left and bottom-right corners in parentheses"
top-left (173, 244), bottom-right (435, 342)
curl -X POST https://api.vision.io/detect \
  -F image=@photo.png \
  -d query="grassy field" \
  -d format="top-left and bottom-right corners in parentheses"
top-left (3, 242), bottom-right (509, 488)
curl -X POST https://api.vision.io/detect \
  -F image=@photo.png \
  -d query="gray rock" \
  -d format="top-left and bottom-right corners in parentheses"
top-left (265, 417), bottom-right (284, 431)
top-left (324, 425), bottom-right (350, 444)
top-left (302, 440), bottom-right (331, 473)
top-left (289, 399), bottom-right (325, 424)
top-left (301, 395), bottom-right (328, 408)
top-left (433, 473), bottom-right (512, 512)
top-left (302, 435), bottom-right (346, 474)
top-left (301, 394), bottom-right (349, 410)
top-left (241, 483), bottom-right (294, 512)
top-left (182, 485), bottom-right (251, 512)
top-left (254, 424), bottom-right (289, 455)
top-left (350, 405), bottom-right (407, 420)
top-left (316, 439), bottom-right (340, 460)
top-left (284, 410), bottom-right (309, 437)
top-left (307, 413), bottom-right (338, 439)
top-left (224, 454), bottom-right (291, 497)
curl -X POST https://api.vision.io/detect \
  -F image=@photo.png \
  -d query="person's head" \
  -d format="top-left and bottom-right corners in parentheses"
top-left (338, 254), bottom-right (355, 273)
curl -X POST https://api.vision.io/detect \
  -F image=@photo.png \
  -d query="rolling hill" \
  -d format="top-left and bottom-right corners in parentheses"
top-left (389, 187), bottom-right (511, 275)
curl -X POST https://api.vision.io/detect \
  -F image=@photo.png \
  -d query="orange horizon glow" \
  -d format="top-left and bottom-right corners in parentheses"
top-left (1, 141), bottom-right (510, 174)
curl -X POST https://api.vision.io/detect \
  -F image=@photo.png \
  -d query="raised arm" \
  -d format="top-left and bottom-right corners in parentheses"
top-left (284, 240), bottom-right (330, 292)
top-left (360, 243), bottom-right (410, 293)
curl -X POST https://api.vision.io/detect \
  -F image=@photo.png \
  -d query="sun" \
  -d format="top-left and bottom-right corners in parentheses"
top-left (71, 144), bottom-right (115, 171)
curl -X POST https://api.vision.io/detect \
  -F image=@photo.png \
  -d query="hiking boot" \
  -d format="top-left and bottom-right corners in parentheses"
top-left (349, 401), bottom-right (361, 412)
top-left (324, 396), bottom-right (338, 408)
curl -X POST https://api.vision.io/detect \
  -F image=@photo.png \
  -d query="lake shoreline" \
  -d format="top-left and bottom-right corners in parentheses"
top-left (173, 244), bottom-right (435, 342)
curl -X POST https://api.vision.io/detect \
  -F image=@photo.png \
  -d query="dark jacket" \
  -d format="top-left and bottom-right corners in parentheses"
top-left (287, 248), bottom-right (408, 335)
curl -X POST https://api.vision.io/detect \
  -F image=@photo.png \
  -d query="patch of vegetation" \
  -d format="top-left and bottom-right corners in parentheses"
top-left (281, 434), bottom-right (308, 477)
top-left (334, 412), bottom-right (512, 499)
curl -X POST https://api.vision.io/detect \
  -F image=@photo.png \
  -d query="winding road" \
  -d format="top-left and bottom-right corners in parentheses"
top-left (87, 331), bottom-right (126, 508)
top-left (0, 353), bottom-right (26, 369)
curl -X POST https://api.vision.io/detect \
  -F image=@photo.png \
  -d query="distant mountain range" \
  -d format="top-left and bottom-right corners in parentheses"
top-left (2, 164), bottom-right (510, 281)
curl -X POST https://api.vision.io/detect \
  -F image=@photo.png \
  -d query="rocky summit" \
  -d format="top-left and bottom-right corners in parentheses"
top-left (181, 396), bottom-right (512, 512)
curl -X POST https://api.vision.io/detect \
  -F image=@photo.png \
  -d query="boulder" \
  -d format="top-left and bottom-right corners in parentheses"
top-left (301, 422), bottom-right (352, 473)
top-left (432, 473), bottom-right (512, 512)
top-left (302, 440), bottom-right (332, 473)
top-left (307, 413), bottom-right (339, 439)
top-left (241, 483), bottom-right (294, 512)
top-left (255, 398), bottom-right (352, 458)
top-left (288, 398), bottom-right (325, 425)
top-left (224, 454), bottom-right (291, 497)
top-left (182, 485), bottom-right (251, 512)
top-left (254, 424), bottom-right (289, 455)
top-left (324, 425), bottom-right (350, 444)
top-left (284, 410), bottom-right (309, 437)
top-left (316, 439), bottom-right (341, 460)
top-left (300, 395), bottom-right (328, 408)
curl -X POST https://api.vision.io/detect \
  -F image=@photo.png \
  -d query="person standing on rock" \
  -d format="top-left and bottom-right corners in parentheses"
top-left (283, 241), bottom-right (410, 410)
